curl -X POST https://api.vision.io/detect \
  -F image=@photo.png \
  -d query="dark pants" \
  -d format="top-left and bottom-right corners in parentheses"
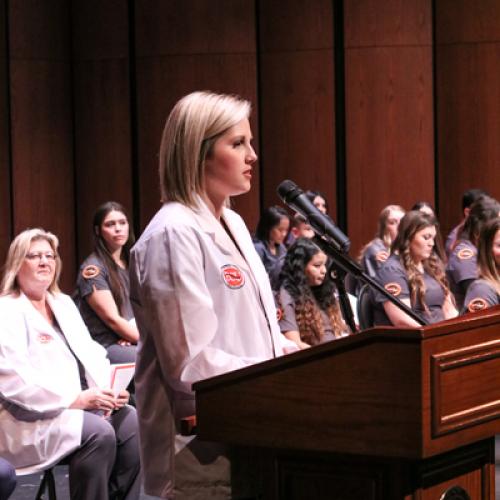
top-left (0, 458), bottom-right (16, 500)
top-left (65, 405), bottom-right (141, 500)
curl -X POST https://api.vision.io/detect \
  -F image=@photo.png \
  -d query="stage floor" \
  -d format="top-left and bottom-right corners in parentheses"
top-left (10, 437), bottom-right (500, 499)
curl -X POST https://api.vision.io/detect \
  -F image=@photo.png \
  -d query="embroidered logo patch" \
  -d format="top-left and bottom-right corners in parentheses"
top-left (37, 333), bottom-right (53, 344)
top-left (221, 264), bottom-right (245, 289)
top-left (385, 282), bottom-right (402, 297)
top-left (467, 297), bottom-right (488, 312)
top-left (375, 250), bottom-right (389, 263)
top-left (82, 265), bottom-right (100, 279)
top-left (457, 248), bottom-right (474, 260)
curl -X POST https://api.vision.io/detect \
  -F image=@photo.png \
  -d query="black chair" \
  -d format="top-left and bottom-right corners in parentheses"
top-left (35, 468), bottom-right (57, 500)
top-left (357, 284), bottom-right (375, 330)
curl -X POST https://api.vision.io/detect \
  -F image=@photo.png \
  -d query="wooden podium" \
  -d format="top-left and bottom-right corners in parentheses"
top-left (193, 308), bottom-right (500, 499)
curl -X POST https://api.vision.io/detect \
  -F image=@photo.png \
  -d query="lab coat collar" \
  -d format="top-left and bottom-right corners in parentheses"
top-left (190, 195), bottom-right (252, 272)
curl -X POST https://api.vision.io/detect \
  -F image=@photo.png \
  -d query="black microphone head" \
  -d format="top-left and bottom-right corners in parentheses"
top-left (277, 179), bottom-right (301, 203)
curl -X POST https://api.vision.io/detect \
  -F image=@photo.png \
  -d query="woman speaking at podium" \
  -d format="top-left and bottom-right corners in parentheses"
top-left (129, 91), bottom-right (297, 499)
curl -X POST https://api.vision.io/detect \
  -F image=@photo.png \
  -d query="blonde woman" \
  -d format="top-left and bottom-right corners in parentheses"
top-left (358, 204), bottom-right (405, 278)
top-left (0, 229), bottom-right (140, 499)
top-left (129, 91), bottom-right (297, 499)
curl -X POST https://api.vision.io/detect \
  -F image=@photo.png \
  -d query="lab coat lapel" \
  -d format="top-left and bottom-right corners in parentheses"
top-left (18, 293), bottom-right (65, 346)
top-left (191, 199), bottom-right (251, 273)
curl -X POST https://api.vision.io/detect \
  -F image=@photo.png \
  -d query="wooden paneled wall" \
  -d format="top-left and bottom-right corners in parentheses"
top-left (8, 0), bottom-right (76, 289)
top-left (344, 0), bottom-right (434, 255)
top-left (258, 0), bottom-right (337, 220)
top-left (435, 0), bottom-right (500, 236)
top-left (0, 0), bottom-right (499, 292)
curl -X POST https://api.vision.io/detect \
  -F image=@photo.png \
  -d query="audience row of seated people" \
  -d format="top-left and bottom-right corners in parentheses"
top-left (1, 188), bottom-right (498, 497)
top-left (255, 190), bottom-right (500, 348)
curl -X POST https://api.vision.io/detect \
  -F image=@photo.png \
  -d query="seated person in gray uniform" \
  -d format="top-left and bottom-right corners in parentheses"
top-left (373, 211), bottom-right (457, 326)
top-left (446, 195), bottom-right (500, 311)
top-left (74, 201), bottom-right (138, 364)
top-left (277, 238), bottom-right (349, 349)
top-left (445, 188), bottom-right (487, 256)
top-left (463, 217), bottom-right (500, 313)
top-left (253, 206), bottom-right (290, 275)
top-left (358, 204), bottom-right (405, 279)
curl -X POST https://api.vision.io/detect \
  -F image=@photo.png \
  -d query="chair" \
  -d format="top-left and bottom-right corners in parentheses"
top-left (357, 284), bottom-right (375, 330)
top-left (35, 468), bottom-right (56, 500)
top-left (15, 466), bottom-right (57, 500)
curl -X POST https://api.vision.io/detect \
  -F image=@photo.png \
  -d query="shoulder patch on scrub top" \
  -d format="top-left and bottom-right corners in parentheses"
top-left (467, 297), bottom-right (488, 313)
top-left (81, 264), bottom-right (100, 280)
top-left (220, 264), bottom-right (245, 289)
top-left (457, 248), bottom-right (474, 260)
top-left (37, 333), bottom-right (54, 344)
top-left (375, 250), bottom-right (389, 263)
top-left (384, 282), bottom-right (402, 297)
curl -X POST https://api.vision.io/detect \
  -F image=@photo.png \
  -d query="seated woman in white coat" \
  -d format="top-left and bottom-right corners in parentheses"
top-left (0, 228), bottom-right (140, 500)
top-left (129, 91), bottom-right (298, 499)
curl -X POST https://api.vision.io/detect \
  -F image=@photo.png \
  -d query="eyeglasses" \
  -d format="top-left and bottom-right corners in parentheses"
top-left (25, 252), bottom-right (57, 262)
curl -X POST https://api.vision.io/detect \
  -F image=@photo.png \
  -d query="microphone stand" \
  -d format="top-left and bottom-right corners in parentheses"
top-left (312, 235), bottom-right (428, 329)
top-left (329, 264), bottom-right (358, 334)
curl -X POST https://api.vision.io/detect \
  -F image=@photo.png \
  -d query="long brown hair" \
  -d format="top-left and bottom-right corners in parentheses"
top-left (477, 218), bottom-right (500, 296)
top-left (391, 211), bottom-right (450, 313)
top-left (92, 201), bottom-right (135, 313)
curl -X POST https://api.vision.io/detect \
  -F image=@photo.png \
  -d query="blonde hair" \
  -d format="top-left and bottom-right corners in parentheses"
top-left (1, 228), bottom-right (62, 296)
top-left (358, 204), bottom-right (405, 262)
top-left (159, 91), bottom-right (251, 207)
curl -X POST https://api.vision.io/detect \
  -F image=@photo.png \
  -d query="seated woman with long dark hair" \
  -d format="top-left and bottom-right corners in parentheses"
top-left (277, 238), bottom-right (348, 349)
top-left (463, 217), bottom-right (500, 313)
top-left (446, 195), bottom-right (500, 310)
top-left (373, 211), bottom-right (457, 327)
top-left (253, 205), bottom-right (290, 274)
top-left (74, 201), bottom-right (138, 364)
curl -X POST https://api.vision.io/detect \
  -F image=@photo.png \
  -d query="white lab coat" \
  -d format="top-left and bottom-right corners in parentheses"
top-left (0, 292), bottom-right (110, 474)
top-left (129, 197), bottom-right (297, 498)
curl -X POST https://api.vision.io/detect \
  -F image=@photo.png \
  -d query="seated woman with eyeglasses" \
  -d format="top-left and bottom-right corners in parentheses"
top-left (0, 228), bottom-right (140, 499)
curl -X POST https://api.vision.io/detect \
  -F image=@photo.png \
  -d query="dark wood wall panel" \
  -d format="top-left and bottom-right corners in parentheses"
top-left (71, 0), bottom-right (133, 263)
top-left (344, 0), bottom-right (434, 257)
top-left (258, 0), bottom-right (336, 217)
top-left (435, 1), bottom-right (500, 237)
top-left (0, 0), bottom-right (11, 263)
top-left (9, 1), bottom-right (75, 291)
top-left (134, 0), bottom-right (259, 229)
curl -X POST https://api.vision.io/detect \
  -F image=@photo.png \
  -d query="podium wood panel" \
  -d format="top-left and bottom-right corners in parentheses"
top-left (195, 307), bottom-right (500, 460)
top-left (195, 309), bottom-right (500, 499)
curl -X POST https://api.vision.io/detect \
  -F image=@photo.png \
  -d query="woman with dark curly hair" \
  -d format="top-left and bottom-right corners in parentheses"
top-left (278, 238), bottom-right (347, 349)
top-left (373, 211), bottom-right (457, 326)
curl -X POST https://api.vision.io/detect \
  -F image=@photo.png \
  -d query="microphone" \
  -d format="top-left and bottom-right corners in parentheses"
top-left (277, 180), bottom-right (350, 253)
